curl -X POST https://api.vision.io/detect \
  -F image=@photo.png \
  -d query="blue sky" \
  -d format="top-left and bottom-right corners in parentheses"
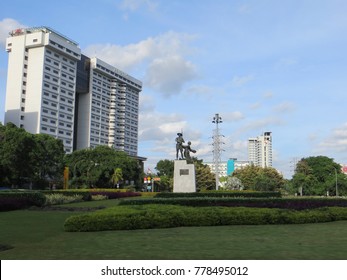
top-left (0, 0), bottom-right (346, 178)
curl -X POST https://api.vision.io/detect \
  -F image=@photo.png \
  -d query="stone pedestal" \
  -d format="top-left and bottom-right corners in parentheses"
top-left (173, 160), bottom-right (196, 193)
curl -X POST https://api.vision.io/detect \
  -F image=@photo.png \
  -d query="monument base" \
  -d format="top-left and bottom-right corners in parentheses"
top-left (173, 160), bottom-right (196, 193)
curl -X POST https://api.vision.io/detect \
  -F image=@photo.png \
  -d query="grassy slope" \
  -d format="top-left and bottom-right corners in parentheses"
top-left (1, 206), bottom-right (347, 260)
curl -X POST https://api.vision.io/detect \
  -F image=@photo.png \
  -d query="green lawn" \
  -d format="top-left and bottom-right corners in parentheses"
top-left (1, 201), bottom-right (347, 259)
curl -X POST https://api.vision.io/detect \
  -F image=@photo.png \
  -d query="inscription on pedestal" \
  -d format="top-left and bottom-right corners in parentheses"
top-left (180, 169), bottom-right (189, 176)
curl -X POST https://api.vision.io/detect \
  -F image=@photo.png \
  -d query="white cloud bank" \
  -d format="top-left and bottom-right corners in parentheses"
top-left (83, 31), bottom-right (198, 97)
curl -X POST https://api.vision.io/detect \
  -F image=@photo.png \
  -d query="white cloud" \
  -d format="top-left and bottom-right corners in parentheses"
top-left (237, 117), bottom-right (285, 134)
top-left (139, 94), bottom-right (156, 113)
top-left (222, 111), bottom-right (245, 122)
top-left (145, 55), bottom-right (197, 97)
top-left (186, 85), bottom-right (214, 98)
top-left (0, 18), bottom-right (26, 47)
top-left (83, 31), bottom-right (195, 71)
top-left (263, 91), bottom-right (274, 99)
top-left (272, 101), bottom-right (295, 113)
top-left (83, 31), bottom-right (198, 97)
top-left (139, 112), bottom-right (187, 141)
top-left (231, 75), bottom-right (254, 87)
top-left (319, 122), bottom-right (347, 153)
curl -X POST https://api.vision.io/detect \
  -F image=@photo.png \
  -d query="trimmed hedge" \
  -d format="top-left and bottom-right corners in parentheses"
top-left (119, 197), bottom-right (347, 210)
top-left (64, 204), bottom-right (347, 232)
top-left (42, 190), bottom-right (141, 200)
top-left (0, 191), bottom-right (46, 211)
top-left (155, 191), bottom-right (282, 198)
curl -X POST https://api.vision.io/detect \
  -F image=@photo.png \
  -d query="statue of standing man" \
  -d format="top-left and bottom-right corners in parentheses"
top-left (175, 132), bottom-right (185, 160)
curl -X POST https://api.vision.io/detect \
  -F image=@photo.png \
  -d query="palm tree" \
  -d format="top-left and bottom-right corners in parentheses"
top-left (111, 168), bottom-right (123, 188)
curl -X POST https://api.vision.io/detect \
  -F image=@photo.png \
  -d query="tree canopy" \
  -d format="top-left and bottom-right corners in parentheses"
top-left (291, 156), bottom-right (347, 196)
top-left (232, 165), bottom-right (285, 191)
top-left (0, 122), bottom-right (65, 188)
top-left (65, 145), bottom-right (141, 188)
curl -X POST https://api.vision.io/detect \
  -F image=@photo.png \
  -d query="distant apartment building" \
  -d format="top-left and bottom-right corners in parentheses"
top-left (4, 27), bottom-right (142, 157)
top-left (206, 158), bottom-right (251, 177)
top-left (248, 132), bottom-right (272, 167)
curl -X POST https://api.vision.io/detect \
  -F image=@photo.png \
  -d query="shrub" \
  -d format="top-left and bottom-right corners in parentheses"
top-left (0, 191), bottom-right (46, 211)
top-left (44, 193), bottom-right (84, 205)
top-left (91, 194), bottom-right (108, 201)
top-left (155, 191), bottom-right (282, 198)
top-left (119, 197), bottom-right (347, 210)
top-left (64, 204), bottom-right (347, 232)
top-left (42, 189), bottom-right (141, 200)
top-left (89, 191), bottom-right (141, 199)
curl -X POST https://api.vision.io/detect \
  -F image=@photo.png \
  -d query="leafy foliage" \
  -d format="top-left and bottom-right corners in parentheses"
top-left (232, 165), bottom-right (285, 191)
top-left (291, 156), bottom-right (347, 196)
top-left (65, 145), bottom-right (141, 188)
top-left (155, 191), bottom-right (281, 198)
top-left (0, 122), bottom-right (65, 188)
top-left (64, 204), bottom-right (347, 232)
top-left (119, 197), bottom-right (347, 209)
top-left (0, 191), bottom-right (46, 211)
top-left (155, 159), bottom-right (174, 177)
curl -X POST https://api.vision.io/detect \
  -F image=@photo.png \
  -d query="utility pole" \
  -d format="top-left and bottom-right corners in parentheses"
top-left (212, 113), bottom-right (223, 190)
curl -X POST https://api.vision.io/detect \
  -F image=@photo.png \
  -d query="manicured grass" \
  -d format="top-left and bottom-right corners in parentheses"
top-left (1, 206), bottom-right (347, 259)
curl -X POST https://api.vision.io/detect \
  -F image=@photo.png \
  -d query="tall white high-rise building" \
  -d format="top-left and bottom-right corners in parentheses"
top-left (248, 132), bottom-right (272, 167)
top-left (4, 26), bottom-right (142, 157)
top-left (76, 56), bottom-right (141, 156)
top-left (5, 27), bottom-right (81, 153)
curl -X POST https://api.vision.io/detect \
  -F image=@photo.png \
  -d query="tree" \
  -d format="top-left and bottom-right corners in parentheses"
top-left (155, 160), bottom-right (174, 177)
top-left (32, 133), bottom-right (65, 187)
top-left (223, 176), bottom-right (243, 190)
top-left (232, 165), bottom-right (284, 191)
top-left (65, 145), bottom-right (141, 188)
top-left (292, 156), bottom-right (343, 196)
top-left (194, 158), bottom-right (215, 191)
top-left (111, 168), bottom-right (123, 188)
top-left (0, 122), bottom-right (36, 187)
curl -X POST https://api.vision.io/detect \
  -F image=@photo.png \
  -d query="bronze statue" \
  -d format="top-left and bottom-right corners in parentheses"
top-left (183, 141), bottom-right (196, 163)
top-left (175, 132), bottom-right (196, 163)
top-left (175, 133), bottom-right (185, 159)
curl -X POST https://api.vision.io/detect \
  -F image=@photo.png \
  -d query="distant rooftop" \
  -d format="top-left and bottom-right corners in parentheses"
top-left (9, 26), bottom-right (79, 46)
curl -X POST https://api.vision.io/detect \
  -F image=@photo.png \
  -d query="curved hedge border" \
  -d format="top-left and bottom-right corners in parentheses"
top-left (42, 190), bottom-right (141, 200)
top-left (0, 191), bottom-right (46, 211)
top-left (155, 191), bottom-right (281, 198)
top-left (64, 204), bottom-right (347, 232)
top-left (119, 197), bottom-right (347, 210)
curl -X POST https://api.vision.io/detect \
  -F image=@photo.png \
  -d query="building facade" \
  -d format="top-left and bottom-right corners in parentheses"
top-left (75, 57), bottom-right (141, 156)
top-left (4, 27), bottom-right (142, 156)
top-left (5, 27), bottom-right (81, 153)
top-left (248, 132), bottom-right (272, 167)
top-left (206, 158), bottom-right (251, 177)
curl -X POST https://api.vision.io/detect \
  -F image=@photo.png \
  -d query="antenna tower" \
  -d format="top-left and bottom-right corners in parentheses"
top-left (212, 113), bottom-right (224, 190)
